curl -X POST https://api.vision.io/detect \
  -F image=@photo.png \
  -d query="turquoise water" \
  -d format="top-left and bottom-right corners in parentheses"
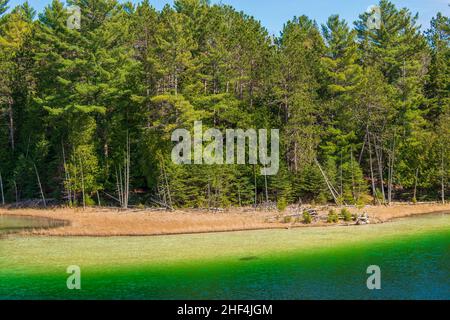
top-left (0, 214), bottom-right (449, 300)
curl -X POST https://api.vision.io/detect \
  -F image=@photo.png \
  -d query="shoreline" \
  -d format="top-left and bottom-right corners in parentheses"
top-left (1, 203), bottom-right (450, 237)
top-left (2, 210), bottom-right (449, 301)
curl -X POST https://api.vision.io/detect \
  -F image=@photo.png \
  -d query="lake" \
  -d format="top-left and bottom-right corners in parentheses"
top-left (0, 213), bottom-right (449, 299)
top-left (0, 215), bottom-right (68, 235)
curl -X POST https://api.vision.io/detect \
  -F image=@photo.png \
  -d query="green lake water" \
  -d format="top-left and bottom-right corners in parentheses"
top-left (0, 213), bottom-right (449, 300)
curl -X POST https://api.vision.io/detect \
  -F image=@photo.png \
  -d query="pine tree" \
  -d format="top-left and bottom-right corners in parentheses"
top-left (320, 15), bottom-right (368, 204)
top-left (0, 4), bottom-right (34, 201)
top-left (0, 0), bottom-right (8, 17)
top-left (426, 12), bottom-right (450, 121)
top-left (0, 0), bottom-right (446, 208)
top-left (276, 16), bottom-right (324, 174)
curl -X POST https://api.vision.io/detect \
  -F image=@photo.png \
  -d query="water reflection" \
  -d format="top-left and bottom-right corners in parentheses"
top-left (0, 215), bottom-right (68, 235)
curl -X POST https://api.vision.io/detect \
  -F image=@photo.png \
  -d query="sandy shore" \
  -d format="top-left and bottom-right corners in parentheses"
top-left (1, 203), bottom-right (449, 236)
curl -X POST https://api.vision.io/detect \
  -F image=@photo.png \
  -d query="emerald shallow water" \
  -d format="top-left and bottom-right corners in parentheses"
top-left (0, 213), bottom-right (449, 299)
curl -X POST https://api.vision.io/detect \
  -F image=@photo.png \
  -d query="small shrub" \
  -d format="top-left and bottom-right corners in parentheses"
top-left (341, 208), bottom-right (352, 222)
top-left (316, 193), bottom-right (328, 205)
top-left (303, 211), bottom-right (312, 224)
top-left (327, 209), bottom-right (339, 223)
top-left (84, 195), bottom-right (95, 207)
top-left (357, 194), bottom-right (372, 206)
top-left (356, 199), bottom-right (365, 210)
top-left (277, 197), bottom-right (287, 212)
top-left (283, 215), bottom-right (292, 223)
top-left (137, 203), bottom-right (145, 209)
top-left (412, 197), bottom-right (417, 204)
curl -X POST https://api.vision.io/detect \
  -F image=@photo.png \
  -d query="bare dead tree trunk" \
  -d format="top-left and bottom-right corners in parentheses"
top-left (25, 135), bottom-right (31, 159)
top-left (116, 167), bottom-right (123, 207)
top-left (159, 157), bottom-right (172, 210)
top-left (387, 141), bottom-right (392, 205)
top-left (442, 147), bottom-right (445, 204)
top-left (367, 129), bottom-right (378, 205)
top-left (294, 142), bottom-right (298, 172)
top-left (315, 158), bottom-right (340, 205)
top-left (413, 167), bottom-right (419, 202)
top-left (340, 150), bottom-right (343, 197)
top-left (254, 165), bottom-right (257, 207)
top-left (359, 132), bottom-right (367, 164)
top-left (13, 180), bottom-right (18, 205)
top-left (0, 171), bottom-right (4, 205)
top-left (118, 166), bottom-right (123, 207)
top-left (159, 179), bottom-right (167, 207)
top-left (78, 156), bottom-right (86, 210)
top-left (387, 132), bottom-right (396, 205)
top-left (264, 168), bottom-right (269, 203)
top-left (127, 133), bottom-right (131, 207)
top-left (350, 147), bottom-right (356, 201)
top-left (72, 153), bottom-right (78, 205)
top-left (373, 135), bottom-right (386, 204)
top-left (146, 87), bottom-right (151, 128)
top-left (33, 163), bottom-right (46, 208)
top-left (387, 151), bottom-right (392, 203)
top-left (8, 99), bottom-right (14, 152)
top-left (123, 132), bottom-right (130, 209)
top-left (207, 181), bottom-right (211, 210)
top-left (61, 141), bottom-right (72, 206)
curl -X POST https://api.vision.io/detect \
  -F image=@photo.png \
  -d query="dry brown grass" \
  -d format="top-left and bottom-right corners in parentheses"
top-left (1, 202), bottom-right (449, 236)
top-left (0, 207), bottom-right (281, 236)
top-left (347, 202), bottom-right (450, 222)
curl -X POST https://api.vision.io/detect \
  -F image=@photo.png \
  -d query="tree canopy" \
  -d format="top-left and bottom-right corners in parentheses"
top-left (0, 0), bottom-right (448, 208)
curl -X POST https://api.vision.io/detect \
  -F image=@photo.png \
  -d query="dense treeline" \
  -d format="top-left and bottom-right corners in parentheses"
top-left (0, 0), bottom-right (448, 208)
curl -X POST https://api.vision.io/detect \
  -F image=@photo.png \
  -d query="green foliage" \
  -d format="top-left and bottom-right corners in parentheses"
top-left (340, 208), bottom-right (352, 222)
top-left (84, 196), bottom-right (96, 207)
top-left (0, 0), bottom-right (447, 208)
top-left (327, 210), bottom-right (339, 223)
top-left (0, 0), bottom-right (8, 12)
top-left (283, 215), bottom-right (292, 224)
top-left (277, 197), bottom-right (287, 212)
top-left (302, 211), bottom-right (312, 224)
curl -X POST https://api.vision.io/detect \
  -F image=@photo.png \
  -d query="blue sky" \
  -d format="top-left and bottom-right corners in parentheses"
top-left (7, 0), bottom-right (450, 35)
